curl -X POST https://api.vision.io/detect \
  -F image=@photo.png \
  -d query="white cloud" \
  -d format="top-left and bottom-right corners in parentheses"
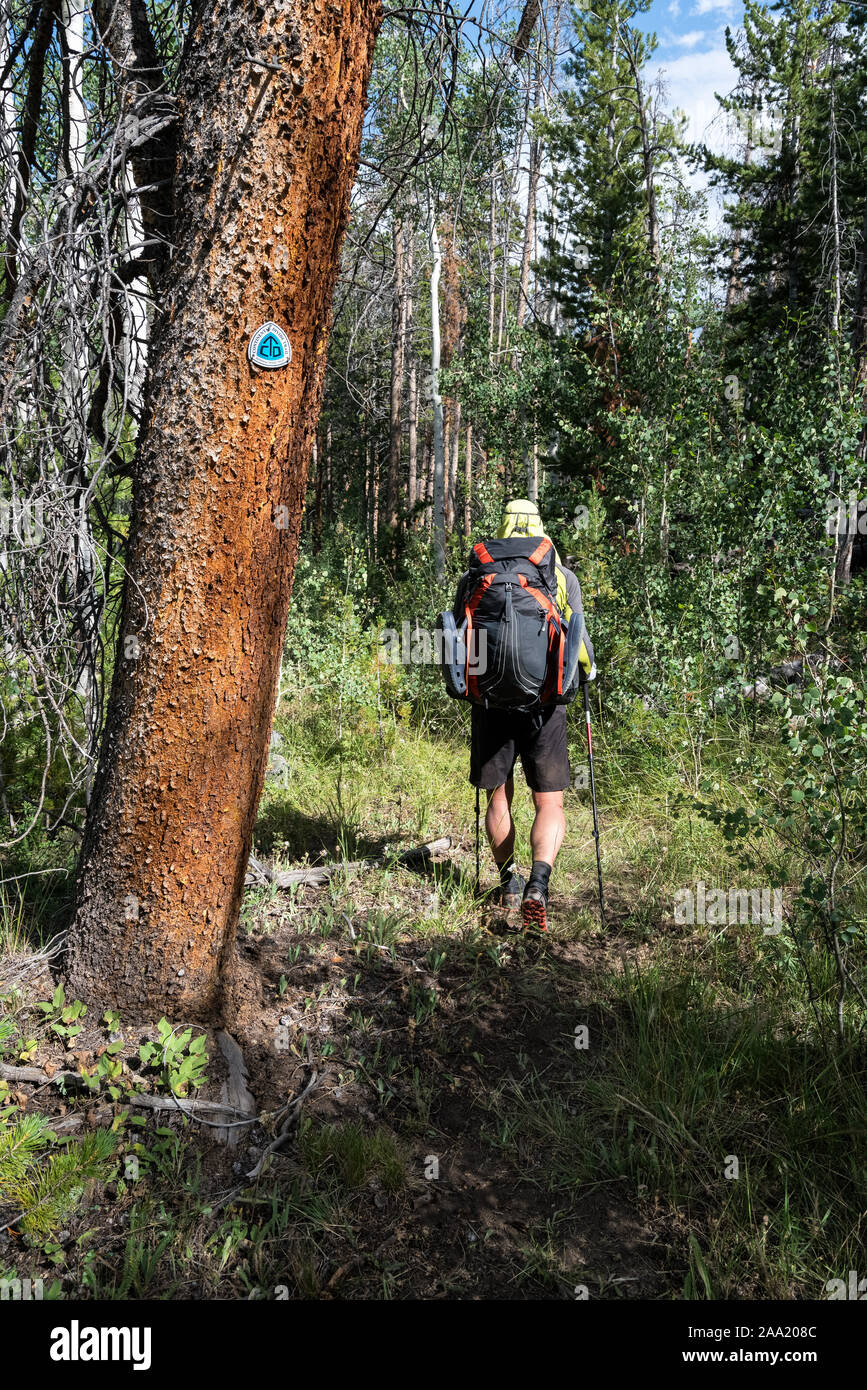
top-left (649, 43), bottom-right (740, 224)
top-left (691, 0), bottom-right (736, 15)
top-left (668, 0), bottom-right (682, 15)
top-left (651, 44), bottom-right (738, 151)
top-left (673, 29), bottom-right (708, 47)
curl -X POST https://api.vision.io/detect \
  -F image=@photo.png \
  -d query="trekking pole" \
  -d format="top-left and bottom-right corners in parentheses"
top-left (475, 785), bottom-right (481, 895)
top-left (583, 682), bottom-right (605, 927)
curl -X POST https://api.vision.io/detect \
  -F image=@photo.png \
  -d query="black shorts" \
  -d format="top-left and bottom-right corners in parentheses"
top-left (470, 705), bottom-right (571, 792)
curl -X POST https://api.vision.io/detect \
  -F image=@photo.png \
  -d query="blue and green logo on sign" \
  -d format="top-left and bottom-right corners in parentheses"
top-left (249, 321), bottom-right (292, 369)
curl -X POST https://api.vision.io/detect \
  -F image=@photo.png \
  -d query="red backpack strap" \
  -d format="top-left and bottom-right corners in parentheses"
top-left (517, 573), bottom-right (564, 703)
top-left (527, 537), bottom-right (552, 566)
top-left (517, 572), bottom-right (561, 625)
top-left (541, 619), bottom-right (565, 703)
top-left (473, 541), bottom-right (494, 564)
top-left (465, 573), bottom-right (495, 699)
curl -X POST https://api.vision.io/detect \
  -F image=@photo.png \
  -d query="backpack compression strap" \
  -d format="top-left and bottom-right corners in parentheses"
top-left (517, 573), bottom-right (565, 702)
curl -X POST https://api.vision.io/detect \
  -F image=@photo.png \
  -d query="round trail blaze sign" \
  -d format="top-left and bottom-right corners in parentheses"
top-left (249, 321), bottom-right (292, 369)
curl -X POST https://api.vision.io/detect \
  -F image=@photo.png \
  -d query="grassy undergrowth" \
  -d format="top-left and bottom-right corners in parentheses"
top-left (1, 689), bottom-right (865, 1299)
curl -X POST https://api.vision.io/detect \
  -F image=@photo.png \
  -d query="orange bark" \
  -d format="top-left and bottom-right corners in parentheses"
top-left (67, 0), bottom-right (382, 1019)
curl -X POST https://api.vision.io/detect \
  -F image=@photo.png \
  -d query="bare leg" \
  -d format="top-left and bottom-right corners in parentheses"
top-left (485, 779), bottom-right (515, 864)
top-left (523, 790), bottom-right (565, 933)
top-left (530, 790), bottom-right (566, 867)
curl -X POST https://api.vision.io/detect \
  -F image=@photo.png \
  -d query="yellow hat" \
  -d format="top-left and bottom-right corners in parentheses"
top-left (497, 499), bottom-right (568, 614)
top-left (497, 499), bottom-right (544, 539)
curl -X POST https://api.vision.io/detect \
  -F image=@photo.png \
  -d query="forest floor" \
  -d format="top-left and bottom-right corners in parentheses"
top-left (1, 697), bottom-right (864, 1300)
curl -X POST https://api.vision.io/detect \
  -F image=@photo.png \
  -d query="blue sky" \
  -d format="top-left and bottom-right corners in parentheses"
top-left (471, 1), bottom-right (749, 152)
top-left (459, 2), bottom-right (750, 185)
top-left (633, 0), bottom-right (746, 150)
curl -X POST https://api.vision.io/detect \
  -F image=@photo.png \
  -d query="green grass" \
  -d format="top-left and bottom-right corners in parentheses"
top-left (1, 679), bottom-right (865, 1300)
top-left (298, 1119), bottom-right (407, 1193)
top-left (267, 690), bottom-right (867, 1296)
top-left (481, 942), bottom-right (867, 1297)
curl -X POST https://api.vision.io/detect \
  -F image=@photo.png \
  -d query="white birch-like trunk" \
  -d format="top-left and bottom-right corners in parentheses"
top-left (60, 0), bottom-right (99, 777)
top-left (407, 244), bottom-right (418, 518)
top-left (122, 162), bottom-right (151, 418)
top-left (0, 14), bottom-right (18, 236)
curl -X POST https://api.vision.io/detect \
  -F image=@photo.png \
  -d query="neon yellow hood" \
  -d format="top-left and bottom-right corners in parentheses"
top-left (498, 499), bottom-right (568, 615)
top-left (498, 499), bottom-right (545, 539)
top-left (498, 499), bottom-right (562, 563)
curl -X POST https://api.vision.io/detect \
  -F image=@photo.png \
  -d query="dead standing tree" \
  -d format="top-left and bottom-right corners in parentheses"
top-left (66, 0), bottom-right (382, 1018)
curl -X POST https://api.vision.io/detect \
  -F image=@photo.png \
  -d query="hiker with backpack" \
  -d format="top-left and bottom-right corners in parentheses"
top-left (438, 499), bottom-right (598, 933)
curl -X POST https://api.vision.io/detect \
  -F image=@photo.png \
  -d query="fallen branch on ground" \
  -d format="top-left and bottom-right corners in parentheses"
top-left (215, 1029), bottom-right (257, 1144)
top-left (246, 1055), bottom-right (320, 1179)
top-left (0, 1061), bottom-right (252, 1122)
top-left (245, 836), bottom-right (452, 890)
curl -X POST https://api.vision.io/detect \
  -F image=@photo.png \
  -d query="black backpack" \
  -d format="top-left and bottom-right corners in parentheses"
top-left (437, 537), bottom-right (579, 712)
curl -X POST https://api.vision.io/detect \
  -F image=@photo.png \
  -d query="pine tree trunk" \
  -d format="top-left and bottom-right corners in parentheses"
top-left (387, 219), bottom-right (405, 533)
top-left (67, 0), bottom-right (381, 1019)
top-left (622, 38), bottom-right (660, 279)
top-left (407, 353), bottom-right (419, 521)
top-left (447, 398), bottom-right (461, 529)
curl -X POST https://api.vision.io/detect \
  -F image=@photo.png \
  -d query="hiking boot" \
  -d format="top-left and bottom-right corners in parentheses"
top-left (521, 884), bottom-right (549, 933)
top-left (499, 870), bottom-right (525, 911)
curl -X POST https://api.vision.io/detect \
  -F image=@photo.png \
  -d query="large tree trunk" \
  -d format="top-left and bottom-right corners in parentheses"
top-left (487, 170), bottom-right (497, 362)
top-left (405, 232), bottom-right (417, 522)
top-left (407, 352), bottom-right (419, 520)
top-left (1, 14), bottom-right (20, 235)
top-left (66, 0), bottom-right (381, 1019)
top-left (516, 49), bottom-right (541, 333)
top-left (516, 127), bottom-right (540, 332)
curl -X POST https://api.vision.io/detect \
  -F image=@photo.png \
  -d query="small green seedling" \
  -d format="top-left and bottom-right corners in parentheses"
top-left (37, 985), bottom-right (87, 1043)
top-left (139, 1019), bottom-right (208, 1097)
